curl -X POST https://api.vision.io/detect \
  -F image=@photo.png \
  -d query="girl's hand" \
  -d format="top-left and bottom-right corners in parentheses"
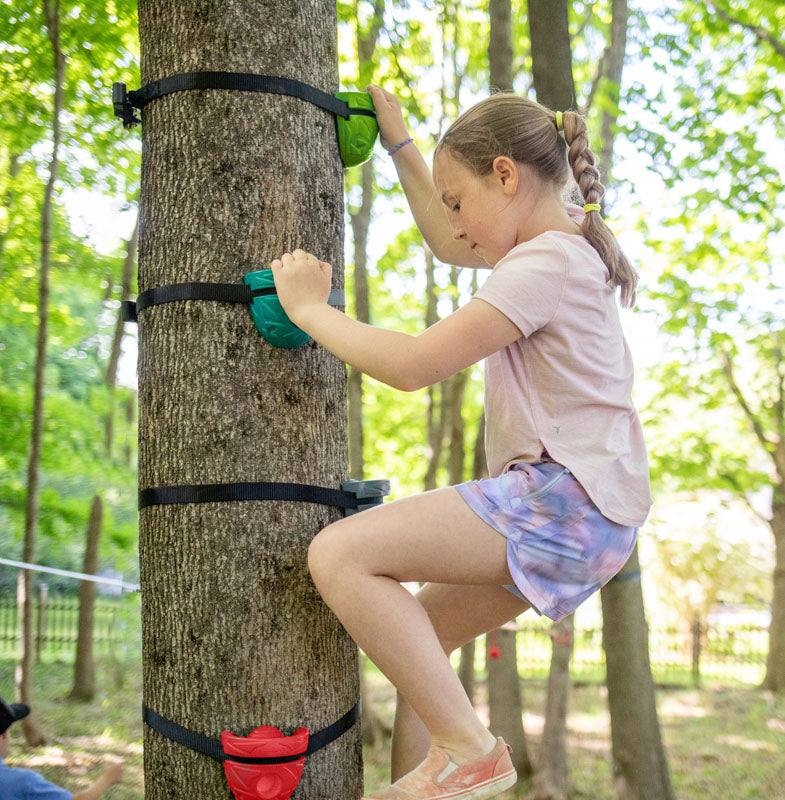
top-left (270, 249), bottom-right (332, 324)
top-left (367, 85), bottom-right (411, 152)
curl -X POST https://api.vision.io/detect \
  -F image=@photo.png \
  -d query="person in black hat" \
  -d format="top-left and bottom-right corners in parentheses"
top-left (1, 696), bottom-right (123, 800)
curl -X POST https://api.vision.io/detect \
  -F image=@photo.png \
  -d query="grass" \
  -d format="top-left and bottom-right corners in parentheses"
top-left (2, 654), bottom-right (784, 799)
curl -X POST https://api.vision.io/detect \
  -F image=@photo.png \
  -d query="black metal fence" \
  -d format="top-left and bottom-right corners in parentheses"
top-left (0, 593), bottom-right (768, 686)
top-left (511, 618), bottom-right (768, 687)
top-left (0, 592), bottom-right (140, 661)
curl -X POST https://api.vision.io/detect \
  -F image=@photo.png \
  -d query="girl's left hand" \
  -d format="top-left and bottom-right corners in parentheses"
top-left (270, 249), bottom-right (332, 323)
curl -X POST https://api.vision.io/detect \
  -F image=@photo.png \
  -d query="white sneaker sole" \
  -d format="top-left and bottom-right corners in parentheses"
top-left (429, 768), bottom-right (518, 800)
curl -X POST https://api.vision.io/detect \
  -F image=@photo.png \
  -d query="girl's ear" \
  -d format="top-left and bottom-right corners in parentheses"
top-left (491, 156), bottom-right (518, 193)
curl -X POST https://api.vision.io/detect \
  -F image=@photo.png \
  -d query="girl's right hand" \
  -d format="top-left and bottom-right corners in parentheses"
top-left (367, 85), bottom-right (411, 153)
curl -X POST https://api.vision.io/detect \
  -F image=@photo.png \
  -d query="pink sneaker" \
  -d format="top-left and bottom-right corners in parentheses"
top-left (364, 737), bottom-right (517, 800)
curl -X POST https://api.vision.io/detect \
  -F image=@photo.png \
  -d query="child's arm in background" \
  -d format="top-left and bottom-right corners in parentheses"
top-left (368, 86), bottom-right (488, 270)
top-left (272, 251), bottom-right (520, 391)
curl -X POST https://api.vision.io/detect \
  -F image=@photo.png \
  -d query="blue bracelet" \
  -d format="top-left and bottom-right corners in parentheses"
top-left (387, 137), bottom-right (413, 155)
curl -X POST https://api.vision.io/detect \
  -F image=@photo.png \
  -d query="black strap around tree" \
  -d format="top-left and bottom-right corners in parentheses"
top-left (122, 282), bottom-right (345, 323)
top-left (139, 481), bottom-right (361, 512)
top-left (143, 700), bottom-right (361, 765)
top-left (116, 72), bottom-right (376, 127)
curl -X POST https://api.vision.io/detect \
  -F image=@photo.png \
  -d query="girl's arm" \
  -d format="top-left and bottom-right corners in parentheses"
top-left (367, 86), bottom-right (488, 270)
top-left (272, 251), bottom-right (521, 391)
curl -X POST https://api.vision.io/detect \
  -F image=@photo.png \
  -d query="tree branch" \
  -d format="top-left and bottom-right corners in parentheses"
top-left (718, 471), bottom-right (770, 524)
top-left (707, 2), bottom-right (785, 62)
top-left (720, 350), bottom-right (776, 455)
top-left (572, 1), bottom-right (596, 42)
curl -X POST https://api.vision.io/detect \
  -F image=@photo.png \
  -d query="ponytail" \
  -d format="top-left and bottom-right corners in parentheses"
top-left (561, 111), bottom-right (638, 308)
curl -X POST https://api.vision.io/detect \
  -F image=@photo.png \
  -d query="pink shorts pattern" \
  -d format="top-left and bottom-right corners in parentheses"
top-left (455, 461), bottom-right (636, 622)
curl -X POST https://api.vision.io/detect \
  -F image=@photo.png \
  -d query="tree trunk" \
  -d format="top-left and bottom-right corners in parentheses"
top-left (458, 640), bottom-right (476, 701)
top-left (488, 0), bottom-right (514, 92)
top-left (351, 0), bottom-right (389, 746)
top-left (424, 250), bottom-right (444, 491)
top-left (487, 629), bottom-right (532, 779)
top-left (597, 0), bottom-right (628, 207)
top-left (347, 158), bottom-right (373, 481)
top-left (763, 493), bottom-right (785, 691)
top-left (472, 412), bottom-right (487, 481)
top-left (105, 220), bottom-right (138, 455)
top-left (445, 372), bottom-right (468, 483)
top-left (124, 393), bottom-right (135, 467)
top-left (16, 0), bottom-right (65, 747)
top-left (136, 3), bottom-right (360, 798)
top-left (527, 0), bottom-right (575, 111)
top-left (69, 495), bottom-right (102, 701)
top-left (601, 547), bottom-right (675, 800)
top-left (529, 616), bottom-right (574, 800)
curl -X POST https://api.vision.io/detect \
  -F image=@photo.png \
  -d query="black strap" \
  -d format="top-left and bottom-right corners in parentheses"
top-left (139, 482), bottom-right (360, 511)
top-left (122, 282), bottom-right (345, 323)
top-left (122, 73), bottom-right (376, 122)
top-left (143, 700), bottom-right (360, 764)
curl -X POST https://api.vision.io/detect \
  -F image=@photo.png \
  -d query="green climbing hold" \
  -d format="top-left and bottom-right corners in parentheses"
top-left (335, 92), bottom-right (378, 168)
top-left (245, 269), bottom-right (311, 349)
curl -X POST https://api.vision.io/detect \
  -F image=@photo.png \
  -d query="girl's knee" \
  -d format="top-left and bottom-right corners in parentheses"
top-left (307, 520), bottom-right (353, 589)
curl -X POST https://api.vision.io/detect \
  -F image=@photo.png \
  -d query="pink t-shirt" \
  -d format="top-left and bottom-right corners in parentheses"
top-left (474, 222), bottom-right (652, 528)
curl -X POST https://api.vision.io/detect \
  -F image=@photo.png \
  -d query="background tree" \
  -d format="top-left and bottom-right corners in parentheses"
top-left (631, 0), bottom-right (785, 691)
top-left (68, 494), bottom-right (102, 701)
top-left (136, 1), bottom-right (360, 797)
top-left (16, 0), bottom-right (66, 747)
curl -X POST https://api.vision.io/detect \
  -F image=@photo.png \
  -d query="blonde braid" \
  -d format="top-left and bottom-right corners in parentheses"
top-left (563, 111), bottom-right (637, 308)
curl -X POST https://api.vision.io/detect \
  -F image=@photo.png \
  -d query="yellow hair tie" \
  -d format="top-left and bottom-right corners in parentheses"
top-left (555, 111), bottom-right (563, 132)
top-left (584, 203), bottom-right (601, 213)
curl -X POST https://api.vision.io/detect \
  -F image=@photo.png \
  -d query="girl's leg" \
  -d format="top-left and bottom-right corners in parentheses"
top-left (307, 487), bottom-right (528, 767)
top-left (391, 582), bottom-right (529, 780)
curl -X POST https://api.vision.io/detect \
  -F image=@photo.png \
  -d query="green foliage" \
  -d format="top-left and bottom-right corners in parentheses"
top-left (628, 2), bottom-right (785, 510)
top-left (0, 1), bottom-right (139, 590)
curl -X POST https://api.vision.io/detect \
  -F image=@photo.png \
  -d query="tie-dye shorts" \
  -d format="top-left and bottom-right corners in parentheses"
top-left (455, 460), bottom-right (636, 622)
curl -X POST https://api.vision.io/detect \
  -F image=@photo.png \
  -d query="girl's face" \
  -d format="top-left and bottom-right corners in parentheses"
top-left (433, 150), bottom-right (525, 266)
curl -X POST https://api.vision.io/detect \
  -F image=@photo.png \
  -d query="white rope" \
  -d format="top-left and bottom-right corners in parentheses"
top-left (0, 557), bottom-right (140, 592)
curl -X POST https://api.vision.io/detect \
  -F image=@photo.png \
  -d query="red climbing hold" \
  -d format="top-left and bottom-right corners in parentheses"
top-left (222, 725), bottom-right (310, 800)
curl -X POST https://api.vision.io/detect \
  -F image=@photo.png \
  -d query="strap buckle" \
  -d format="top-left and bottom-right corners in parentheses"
top-left (341, 479), bottom-right (391, 515)
top-left (112, 82), bottom-right (140, 129)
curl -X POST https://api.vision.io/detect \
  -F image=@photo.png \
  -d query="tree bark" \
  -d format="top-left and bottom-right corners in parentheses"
top-left (69, 495), bottom-right (102, 701)
top-left (16, 0), bottom-right (65, 748)
top-left (763, 492), bottom-right (785, 691)
top-left (528, 616), bottom-right (574, 800)
top-left (136, 3), bottom-right (360, 798)
top-left (601, 547), bottom-right (675, 800)
top-left (527, 0), bottom-right (575, 110)
top-left (486, 629), bottom-right (532, 779)
top-left (489, 0), bottom-right (514, 92)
